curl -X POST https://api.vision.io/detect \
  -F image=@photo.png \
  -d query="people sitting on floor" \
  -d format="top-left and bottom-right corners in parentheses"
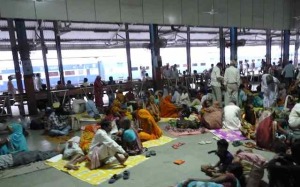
top-left (119, 118), bottom-right (144, 155)
top-left (66, 80), bottom-right (75, 89)
top-left (277, 83), bottom-right (287, 106)
top-left (179, 88), bottom-right (190, 106)
top-left (160, 95), bottom-right (179, 118)
top-left (45, 108), bottom-right (71, 136)
top-left (146, 95), bottom-right (160, 122)
top-left (288, 103), bottom-right (300, 142)
top-left (223, 100), bottom-right (241, 130)
top-left (201, 139), bottom-right (234, 176)
top-left (61, 136), bottom-right (86, 170)
top-left (201, 101), bottom-right (222, 129)
top-left (178, 163), bottom-right (245, 187)
top-left (0, 123), bottom-right (28, 155)
top-left (189, 91), bottom-right (203, 112)
top-left (125, 88), bottom-right (135, 102)
top-left (171, 88), bottom-right (181, 105)
top-left (136, 109), bottom-right (162, 142)
top-left (116, 89), bottom-right (126, 107)
top-left (86, 94), bottom-right (100, 118)
top-left (82, 78), bottom-right (89, 87)
top-left (238, 84), bottom-right (247, 108)
top-left (87, 120), bottom-right (129, 169)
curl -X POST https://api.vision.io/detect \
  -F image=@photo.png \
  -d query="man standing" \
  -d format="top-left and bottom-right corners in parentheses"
top-left (210, 63), bottom-right (223, 105)
top-left (261, 74), bottom-right (279, 108)
top-left (282, 60), bottom-right (295, 88)
top-left (224, 61), bottom-right (240, 106)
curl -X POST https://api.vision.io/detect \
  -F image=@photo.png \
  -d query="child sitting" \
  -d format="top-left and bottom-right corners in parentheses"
top-left (201, 139), bottom-right (234, 176)
top-left (62, 136), bottom-right (86, 170)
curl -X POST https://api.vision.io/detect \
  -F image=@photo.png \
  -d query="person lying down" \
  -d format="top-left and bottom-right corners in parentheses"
top-left (0, 150), bottom-right (60, 170)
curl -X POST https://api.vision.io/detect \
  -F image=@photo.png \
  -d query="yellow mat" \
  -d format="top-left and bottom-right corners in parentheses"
top-left (159, 118), bottom-right (178, 123)
top-left (46, 136), bottom-right (174, 185)
top-left (142, 135), bottom-right (175, 148)
top-left (46, 155), bottom-right (147, 185)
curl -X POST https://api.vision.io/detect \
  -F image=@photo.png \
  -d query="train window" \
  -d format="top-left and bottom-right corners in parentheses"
top-left (146, 66), bottom-right (149, 70)
top-left (183, 64), bottom-right (187, 67)
top-left (49, 72), bottom-right (59, 77)
top-left (65, 71), bottom-right (75, 76)
top-left (78, 70), bottom-right (84, 75)
top-left (192, 63), bottom-right (197, 66)
top-left (131, 67), bottom-right (138, 71)
top-left (200, 63), bottom-right (206, 66)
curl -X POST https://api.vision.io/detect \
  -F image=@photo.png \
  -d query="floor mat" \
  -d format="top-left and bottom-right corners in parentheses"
top-left (142, 135), bottom-right (175, 148)
top-left (46, 155), bottom-right (147, 185)
top-left (164, 125), bottom-right (206, 137)
top-left (0, 161), bottom-right (50, 179)
top-left (210, 129), bottom-right (247, 142)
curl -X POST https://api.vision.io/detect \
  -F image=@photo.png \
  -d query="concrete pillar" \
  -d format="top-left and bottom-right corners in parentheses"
top-left (125, 24), bottom-right (132, 79)
top-left (266, 30), bottom-right (272, 64)
top-left (230, 27), bottom-right (238, 61)
top-left (283, 30), bottom-right (290, 64)
top-left (186, 26), bottom-right (191, 74)
top-left (219, 27), bottom-right (226, 68)
top-left (53, 21), bottom-right (65, 85)
top-left (15, 19), bottom-right (37, 115)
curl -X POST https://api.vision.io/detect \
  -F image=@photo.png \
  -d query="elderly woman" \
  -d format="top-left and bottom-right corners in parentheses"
top-left (137, 109), bottom-right (163, 142)
top-left (146, 95), bottom-right (160, 122)
top-left (94, 76), bottom-right (104, 108)
top-left (0, 123), bottom-right (28, 155)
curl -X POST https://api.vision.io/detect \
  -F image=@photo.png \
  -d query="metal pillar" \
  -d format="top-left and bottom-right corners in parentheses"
top-left (295, 30), bottom-right (299, 66)
top-left (186, 26), bottom-right (191, 74)
top-left (230, 27), bottom-right (238, 61)
top-left (266, 30), bottom-right (272, 64)
top-left (15, 19), bottom-right (37, 115)
top-left (125, 24), bottom-right (132, 79)
top-left (39, 20), bottom-right (51, 92)
top-left (7, 19), bottom-right (25, 116)
top-left (219, 27), bottom-right (226, 68)
top-left (149, 24), bottom-right (162, 90)
top-left (53, 21), bottom-right (65, 85)
top-left (283, 30), bottom-right (290, 64)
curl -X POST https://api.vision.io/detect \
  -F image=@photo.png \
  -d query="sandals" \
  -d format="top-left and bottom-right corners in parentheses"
top-left (108, 174), bottom-right (122, 184)
top-left (172, 142), bottom-right (186, 149)
top-left (145, 150), bottom-right (156, 157)
top-left (123, 170), bottom-right (130, 180)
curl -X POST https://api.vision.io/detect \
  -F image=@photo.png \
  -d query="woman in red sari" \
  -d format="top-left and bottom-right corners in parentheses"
top-left (94, 76), bottom-right (104, 108)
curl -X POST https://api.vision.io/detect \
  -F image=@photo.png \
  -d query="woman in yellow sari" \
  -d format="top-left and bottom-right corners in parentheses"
top-left (160, 95), bottom-right (179, 118)
top-left (110, 100), bottom-right (132, 119)
top-left (137, 109), bottom-right (163, 141)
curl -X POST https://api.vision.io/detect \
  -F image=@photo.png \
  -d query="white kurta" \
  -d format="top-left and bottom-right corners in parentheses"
top-left (88, 129), bottom-right (125, 162)
top-left (289, 103), bottom-right (300, 130)
top-left (261, 74), bottom-right (279, 108)
top-left (223, 104), bottom-right (241, 130)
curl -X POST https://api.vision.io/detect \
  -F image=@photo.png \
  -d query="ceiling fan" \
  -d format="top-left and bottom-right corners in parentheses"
top-left (203, 4), bottom-right (218, 15)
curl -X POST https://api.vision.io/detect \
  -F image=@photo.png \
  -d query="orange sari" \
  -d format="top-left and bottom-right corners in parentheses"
top-left (137, 109), bottom-right (163, 141)
top-left (159, 95), bottom-right (179, 118)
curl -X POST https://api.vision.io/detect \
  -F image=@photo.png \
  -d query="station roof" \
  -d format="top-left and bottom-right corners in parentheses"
top-left (0, 20), bottom-right (298, 50)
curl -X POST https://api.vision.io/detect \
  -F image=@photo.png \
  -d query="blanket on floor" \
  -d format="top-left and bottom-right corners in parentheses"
top-left (164, 125), bottom-right (206, 136)
top-left (210, 129), bottom-right (247, 142)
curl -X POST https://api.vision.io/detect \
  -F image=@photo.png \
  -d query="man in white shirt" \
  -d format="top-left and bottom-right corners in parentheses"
top-left (34, 73), bottom-right (43, 91)
top-left (171, 88), bottom-right (181, 105)
top-left (223, 100), bottom-right (241, 130)
top-left (179, 88), bottom-right (190, 106)
top-left (289, 103), bottom-right (300, 130)
top-left (88, 120), bottom-right (129, 169)
top-left (282, 61), bottom-right (295, 88)
top-left (210, 63), bottom-right (223, 105)
top-left (261, 74), bottom-right (279, 108)
top-left (223, 61), bottom-right (240, 106)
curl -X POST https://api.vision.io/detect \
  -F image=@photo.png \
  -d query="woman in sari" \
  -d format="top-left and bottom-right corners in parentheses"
top-left (147, 95), bottom-right (160, 122)
top-left (256, 110), bottom-right (275, 149)
top-left (110, 100), bottom-right (132, 120)
top-left (137, 109), bottom-right (163, 141)
top-left (94, 76), bottom-right (104, 108)
top-left (121, 119), bottom-right (144, 155)
top-left (160, 95), bottom-right (179, 118)
top-left (0, 123), bottom-right (28, 155)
